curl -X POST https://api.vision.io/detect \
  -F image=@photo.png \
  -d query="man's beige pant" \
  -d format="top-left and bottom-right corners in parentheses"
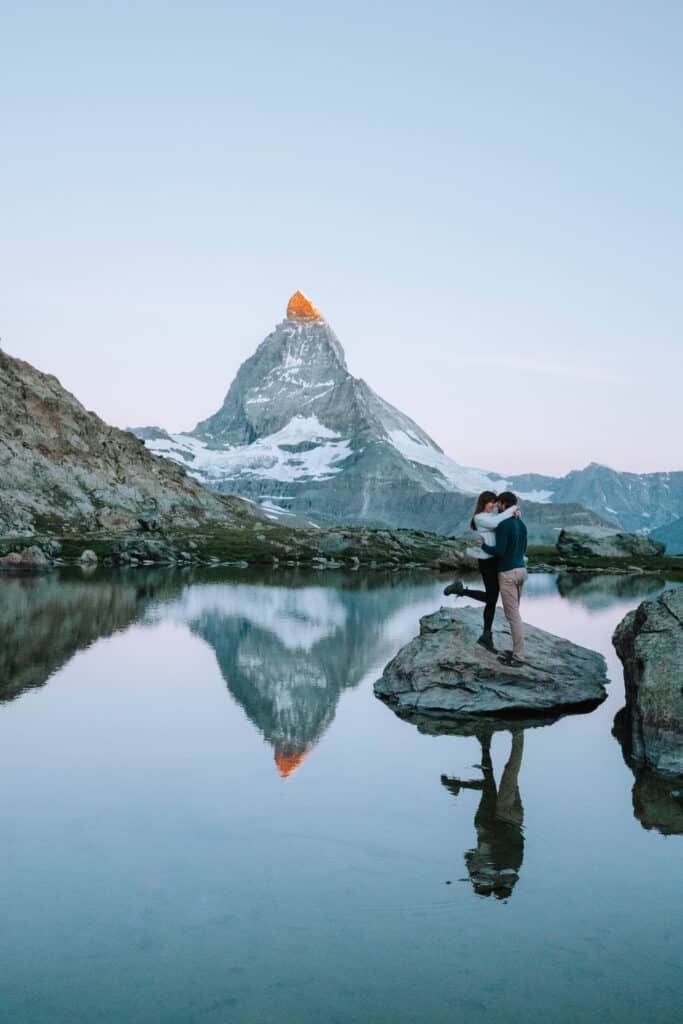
top-left (498, 568), bottom-right (528, 659)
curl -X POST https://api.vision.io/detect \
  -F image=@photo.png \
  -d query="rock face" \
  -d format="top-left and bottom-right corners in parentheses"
top-left (651, 515), bottom-right (683, 555)
top-left (613, 587), bottom-right (683, 774)
top-left (0, 348), bottom-right (256, 536)
top-left (132, 293), bottom-right (609, 543)
top-left (374, 606), bottom-right (608, 719)
top-left (557, 527), bottom-right (665, 560)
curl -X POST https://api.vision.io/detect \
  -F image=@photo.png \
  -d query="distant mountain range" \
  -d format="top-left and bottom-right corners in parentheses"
top-left (508, 463), bottom-right (683, 540)
top-left (133, 292), bottom-right (680, 546)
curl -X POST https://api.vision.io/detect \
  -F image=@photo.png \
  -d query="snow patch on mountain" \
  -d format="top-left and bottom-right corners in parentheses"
top-left (515, 489), bottom-right (554, 503)
top-left (387, 429), bottom-right (506, 494)
top-left (147, 583), bottom-right (347, 652)
top-left (146, 415), bottom-right (353, 484)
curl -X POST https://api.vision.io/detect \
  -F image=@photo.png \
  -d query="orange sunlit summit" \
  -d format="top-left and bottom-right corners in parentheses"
top-left (286, 291), bottom-right (324, 322)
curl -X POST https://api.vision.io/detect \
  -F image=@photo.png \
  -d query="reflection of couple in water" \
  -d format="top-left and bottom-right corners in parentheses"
top-left (445, 490), bottom-right (528, 668)
top-left (442, 731), bottom-right (525, 900)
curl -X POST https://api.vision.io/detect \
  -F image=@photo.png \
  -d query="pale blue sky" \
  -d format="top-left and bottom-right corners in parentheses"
top-left (2, 1), bottom-right (681, 475)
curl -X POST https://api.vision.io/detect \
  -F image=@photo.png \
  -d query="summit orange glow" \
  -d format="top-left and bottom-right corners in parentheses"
top-left (275, 750), bottom-right (309, 778)
top-left (286, 291), bottom-right (324, 322)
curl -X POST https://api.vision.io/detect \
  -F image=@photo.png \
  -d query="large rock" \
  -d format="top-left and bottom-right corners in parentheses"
top-left (0, 545), bottom-right (50, 570)
top-left (557, 526), bottom-right (665, 560)
top-left (374, 606), bottom-right (608, 718)
top-left (613, 587), bottom-right (683, 774)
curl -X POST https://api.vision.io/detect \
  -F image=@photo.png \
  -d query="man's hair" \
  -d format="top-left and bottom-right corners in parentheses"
top-left (496, 491), bottom-right (518, 510)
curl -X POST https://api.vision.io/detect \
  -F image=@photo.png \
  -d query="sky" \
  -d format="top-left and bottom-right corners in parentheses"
top-left (2, 1), bottom-right (681, 477)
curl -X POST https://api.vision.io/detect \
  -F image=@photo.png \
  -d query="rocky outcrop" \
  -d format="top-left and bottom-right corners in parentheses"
top-left (557, 527), bottom-right (665, 560)
top-left (374, 606), bottom-right (608, 719)
top-left (0, 348), bottom-right (255, 537)
top-left (613, 588), bottom-right (683, 774)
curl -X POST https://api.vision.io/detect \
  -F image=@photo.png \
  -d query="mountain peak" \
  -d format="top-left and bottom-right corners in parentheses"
top-left (287, 290), bottom-right (324, 322)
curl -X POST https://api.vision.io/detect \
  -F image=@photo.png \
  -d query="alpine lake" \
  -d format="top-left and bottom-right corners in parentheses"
top-left (1, 565), bottom-right (681, 1024)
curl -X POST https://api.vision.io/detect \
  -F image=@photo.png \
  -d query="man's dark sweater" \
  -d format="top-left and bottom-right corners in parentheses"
top-left (482, 517), bottom-right (528, 572)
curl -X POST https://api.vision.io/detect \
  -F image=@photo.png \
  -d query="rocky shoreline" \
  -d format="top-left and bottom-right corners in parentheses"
top-left (0, 524), bottom-right (479, 573)
top-left (2, 528), bottom-right (682, 578)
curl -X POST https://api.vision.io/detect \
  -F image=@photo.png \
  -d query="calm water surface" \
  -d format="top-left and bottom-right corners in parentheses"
top-left (0, 567), bottom-right (681, 1024)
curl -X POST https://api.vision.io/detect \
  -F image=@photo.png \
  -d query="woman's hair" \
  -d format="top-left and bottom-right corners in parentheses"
top-left (470, 491), bottom-right (498, 530)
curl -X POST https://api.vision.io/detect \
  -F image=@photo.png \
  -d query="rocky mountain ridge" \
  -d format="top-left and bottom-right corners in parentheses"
top-left (509, 462), bottom-right (683, 536)
top-left (0, 347), bottom-right (255, 537)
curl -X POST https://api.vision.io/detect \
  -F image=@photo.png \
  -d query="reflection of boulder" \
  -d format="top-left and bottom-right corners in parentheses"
top-left (613, 708), bottom-right (683, 836)
top-left (557, 527), bottom-right (665, 560)
top-left (375, 607), bottom-right (608, 719)
top-left (613, 588), bottom-right (683, 773)
top-left (556, 572), bottom-right (664, 609)
top-left (442, 730), bottom-right (525, 900)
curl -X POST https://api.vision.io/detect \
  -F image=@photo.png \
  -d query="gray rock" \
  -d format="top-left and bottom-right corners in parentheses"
top-left (0, 545), bottom-right (50, 570)
top-left (557, 527), bottom-right (665, 560)
top-left (78, 549), bottom-right (98, 563)
top-left (374, 606), bottom-right (608, 718)
top-left (613, 588), bottom-right (683, 774)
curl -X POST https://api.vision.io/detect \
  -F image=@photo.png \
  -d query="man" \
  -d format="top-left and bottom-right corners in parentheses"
top-left (480, 492), bottom-right (528, 666)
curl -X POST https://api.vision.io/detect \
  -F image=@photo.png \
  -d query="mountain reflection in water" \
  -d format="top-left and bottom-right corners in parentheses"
top-left (0, 568), bottom-right (440, 777)
top-left (154, 576), bottom-right (438, 776)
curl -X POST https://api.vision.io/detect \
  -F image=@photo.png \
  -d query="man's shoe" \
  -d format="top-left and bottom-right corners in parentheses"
top-left (444, 580), bottom-right (465, 596)
top-left (476, 630), bottom-right (497, 653)
top-left (497, 652), bottom-right (525, 668)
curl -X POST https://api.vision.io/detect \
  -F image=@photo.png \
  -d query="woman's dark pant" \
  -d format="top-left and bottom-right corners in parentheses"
top-left (463, 558), bottom-right (499, 632)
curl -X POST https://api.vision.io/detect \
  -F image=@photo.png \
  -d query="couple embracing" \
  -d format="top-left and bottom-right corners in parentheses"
top-left (445, 491), bottom-right (528, 667)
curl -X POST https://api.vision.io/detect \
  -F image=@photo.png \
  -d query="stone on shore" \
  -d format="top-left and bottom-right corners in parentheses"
top-left (0, 546), bottom-right (50, 570)
top-left (557, 527), bottom-right (665, 560)
top-left (374, 606), bottom-right (608, 719)
top-left (613, 587), bottom-right (683, 774)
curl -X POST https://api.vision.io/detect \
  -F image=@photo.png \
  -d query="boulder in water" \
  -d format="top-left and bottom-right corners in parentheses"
top-left (374, 606), bottom-right (608, 719)
top-left (613, 587), bottom-right (683, 774)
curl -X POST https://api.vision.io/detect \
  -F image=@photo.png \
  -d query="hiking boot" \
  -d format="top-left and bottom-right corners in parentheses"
top-left (476, 630), bottom-right (497, 653)
top-left (497, 652), bottom-right (525, 668)
top-left (443, 580), bottom-right (465, 596)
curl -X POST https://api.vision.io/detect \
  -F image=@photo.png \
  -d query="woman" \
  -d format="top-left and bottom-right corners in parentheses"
top-left (443, 491), bottom-right (518, 652)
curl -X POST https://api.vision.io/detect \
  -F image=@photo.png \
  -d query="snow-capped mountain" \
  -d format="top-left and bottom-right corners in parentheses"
top-left (131, 292), bottom-right (606, 540)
